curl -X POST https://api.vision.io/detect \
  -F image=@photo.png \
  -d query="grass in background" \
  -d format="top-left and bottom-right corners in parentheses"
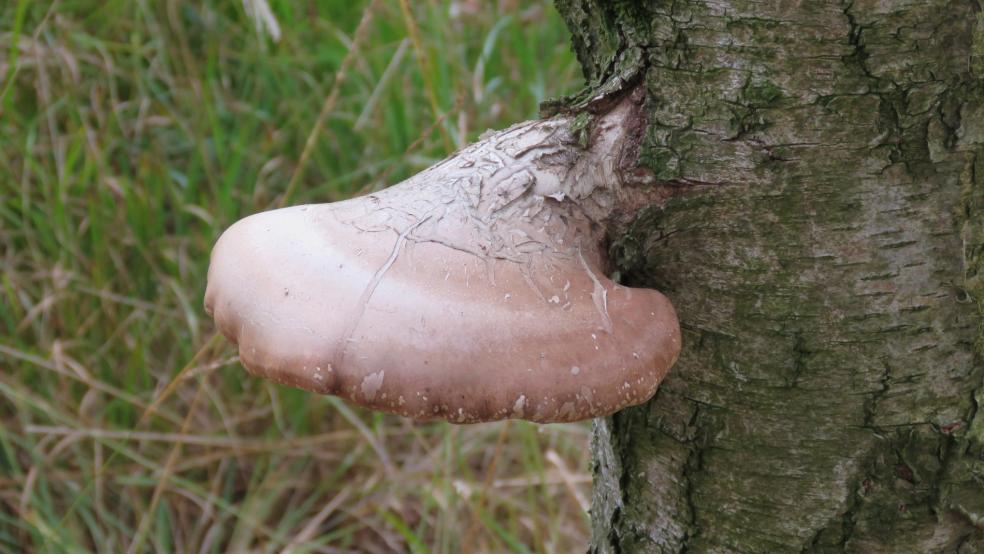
top-left (0, 0), bottom-right (587, 552)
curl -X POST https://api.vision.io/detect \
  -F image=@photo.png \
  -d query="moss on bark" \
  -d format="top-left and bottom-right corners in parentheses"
top-left (551, 0), bottom-right (984, 551)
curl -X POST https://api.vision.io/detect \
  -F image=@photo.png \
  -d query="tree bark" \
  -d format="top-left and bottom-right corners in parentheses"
top-left (549, 1), bottom-right (984, 551)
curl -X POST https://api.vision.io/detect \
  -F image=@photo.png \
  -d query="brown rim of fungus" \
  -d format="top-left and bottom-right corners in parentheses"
top-left (204, 90), bottom-right (682, 423)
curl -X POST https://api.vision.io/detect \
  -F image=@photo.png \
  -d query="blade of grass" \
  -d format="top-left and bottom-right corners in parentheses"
top-left (395, 0), bottom-right (450, 151)
top-left (0, 0), bottom-right (31, 113)
top-left (461, 420), bottom-right (511, 546)
top-left (279, 0), bottom-right (381, 208)
top-left (126, 372), bottom-right (206, 554)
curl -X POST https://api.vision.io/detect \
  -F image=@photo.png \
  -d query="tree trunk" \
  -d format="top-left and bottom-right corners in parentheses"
top-left (550, 1), bottom-right (984, 551)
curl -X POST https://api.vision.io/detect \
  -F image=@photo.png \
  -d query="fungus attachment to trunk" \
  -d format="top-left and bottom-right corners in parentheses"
top-left (204, 97), bottom-right (681, 423)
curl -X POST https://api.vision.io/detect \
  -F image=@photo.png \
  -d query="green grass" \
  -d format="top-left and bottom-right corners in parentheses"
top-left (0, 1), bottom-right (588, 552)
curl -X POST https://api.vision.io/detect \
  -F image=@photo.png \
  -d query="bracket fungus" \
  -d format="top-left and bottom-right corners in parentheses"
top-left (204, 96), bottom-right (681, 423)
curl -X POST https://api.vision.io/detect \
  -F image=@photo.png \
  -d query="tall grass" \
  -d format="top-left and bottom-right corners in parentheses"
top-left (0, 1), bottom-right (587, 552)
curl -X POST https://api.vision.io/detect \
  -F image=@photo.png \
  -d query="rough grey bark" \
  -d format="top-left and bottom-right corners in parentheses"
top-left (548, 1), bottom-right (984, 551)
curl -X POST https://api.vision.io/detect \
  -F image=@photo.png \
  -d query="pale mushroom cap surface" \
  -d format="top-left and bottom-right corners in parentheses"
top-left (205, 105), bottom-right (681, 423)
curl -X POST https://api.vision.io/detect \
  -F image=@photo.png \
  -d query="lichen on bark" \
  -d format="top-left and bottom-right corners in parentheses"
top-left (550, 0), bottom-right (984, 551)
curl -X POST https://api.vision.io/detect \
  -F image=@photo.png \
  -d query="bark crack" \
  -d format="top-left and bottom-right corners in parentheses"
top-left (841, 0), bottom-right (876, 83)
top-left (678, 403), bottom-right (705, 552)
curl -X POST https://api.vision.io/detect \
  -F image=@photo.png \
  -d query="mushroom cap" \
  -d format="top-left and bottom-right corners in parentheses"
top-left (205, 116), bottom-right (681, 423)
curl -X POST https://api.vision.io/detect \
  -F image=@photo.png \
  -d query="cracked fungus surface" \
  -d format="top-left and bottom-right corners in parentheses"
top-left (205, 107), bottom-right (681, 423)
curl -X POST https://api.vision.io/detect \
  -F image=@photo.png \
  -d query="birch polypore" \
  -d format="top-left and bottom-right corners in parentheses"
top-left (204, 98), bottom-right (681, 423)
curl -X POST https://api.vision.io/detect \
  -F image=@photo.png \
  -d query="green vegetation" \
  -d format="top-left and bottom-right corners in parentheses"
top-left (0, 1), bottom-right (587, 551)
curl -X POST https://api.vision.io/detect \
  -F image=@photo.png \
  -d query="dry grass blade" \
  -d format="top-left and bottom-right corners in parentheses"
top-left (126, 376), bottom-right (207, 554)
top-left (545, 449), bottom-right (590, 513)
top-left (141, 333), bottom-right (224, 420)
top-left (0, 343), bottom-right (184, 426)
top-left (279, 0), bottom-right (382, 207)
top-left (396, 0), bottom-right (451, 150)
top-left (365, 94), bottom-right (463, 194)
top-left (326, 397), bottom-right (396, 478)
top-left (281, 486), bottom-right (353, 553)
top-left (22, 425), bottom-right (357, 450)
top-left (461, 420), bottom-right (511, 547)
